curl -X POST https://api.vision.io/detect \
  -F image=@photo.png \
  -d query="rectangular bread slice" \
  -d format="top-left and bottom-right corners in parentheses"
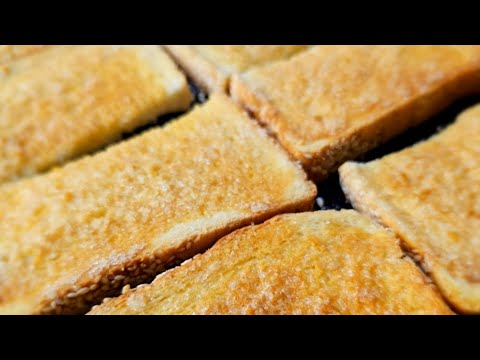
top-left (163, 45), bottom-right (310, 93)
top-left (89, 210), bottom-right (451, 315)
top-left (0, 94), bottom-right (316, 315)
top-left (339, 104), bottom-right (480, 313)
top-left (231, 45), bottom-right (480, 181)
top-left (0, 45), bottom-right (192, 184)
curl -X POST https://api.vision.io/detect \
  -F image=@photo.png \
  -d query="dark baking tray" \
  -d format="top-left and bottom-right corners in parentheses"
top-left (121, 80), bottom-right (480, 212)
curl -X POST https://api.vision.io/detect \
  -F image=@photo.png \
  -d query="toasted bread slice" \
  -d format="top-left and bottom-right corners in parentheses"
top-left (231, 45), bottom-right (480, 181)
top-left (0, 94), bottom-right (316, 314)
top-left (339, 104), bottom-right (480, 313)
top-left (89, 210), bottom-right (451, 315)
top-left (0, 45), bottom-right (192, 184)
top-left (163, 45), bottom-right (310, 93)
top-left (0, 45), bottom-right (52, 64)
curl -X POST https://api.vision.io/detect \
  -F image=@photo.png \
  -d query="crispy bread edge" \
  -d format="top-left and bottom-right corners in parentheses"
top-left (163, 45), bottom-right (228, 93)
top-left (231, 67), bottom-right (480, 182)
top-left (30, 96), bottom-right (316, 315)
top-left (339, 162), bottom-right (479, 314)
top-left (36, 191), bottom-right (315, 315)
top-left (88, 210), bottom-right (452, 315)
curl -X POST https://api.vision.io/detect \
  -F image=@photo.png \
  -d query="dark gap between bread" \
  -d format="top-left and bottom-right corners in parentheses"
top-left (317, 94), bottom-right (480, 210)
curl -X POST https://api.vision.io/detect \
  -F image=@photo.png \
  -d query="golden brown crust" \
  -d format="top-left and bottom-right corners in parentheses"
top-left (89, 210), bottom-right (451, 315)
top-left (0, 94), bottom-right (315, 315)
top-left (0, 45), bottom-right (192, 184)
top-left (231, 45), bottom-right (480, 181)
top-left (163, 45), bottom-right (310, 93)
top-left (339, 104), bottom-right (480, 313)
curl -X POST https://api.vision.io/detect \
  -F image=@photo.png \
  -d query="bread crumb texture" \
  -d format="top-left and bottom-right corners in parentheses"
top-left (0, 94), bottom-right (315, 314)
top-left (339, 104), bottom-right (480, 313)
top-left (90, 211), bottom-right (451, 315)
top-left (188, 45), bottom-right (310, 74)
top-left (232, 45), bottom-right (480, 180)
top-left (0, 45), bottom-right (192, 183)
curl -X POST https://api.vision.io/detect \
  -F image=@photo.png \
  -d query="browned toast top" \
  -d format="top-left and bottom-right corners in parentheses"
top-left (90, 211), bottom-right (451, 315)
top-left (0, 45), bottom-right (192, 184)
top-left (0, 94), bottom-right (315, 314)
top-left (340, 104), bottom-right (480, 313)
top-left (231, 45), bottom-right (480, 179)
